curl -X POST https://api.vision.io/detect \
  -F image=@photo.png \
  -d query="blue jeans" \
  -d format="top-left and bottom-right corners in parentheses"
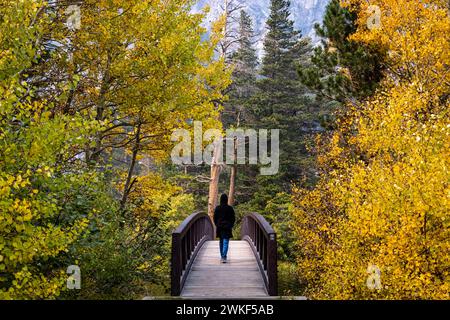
top-left (219, 238), bottom-right (230, 259)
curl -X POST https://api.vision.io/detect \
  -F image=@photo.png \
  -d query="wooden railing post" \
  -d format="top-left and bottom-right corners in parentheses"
top-left (267, 232), bottom-right (278, 296)
top-left (171, 232), bottom-right (182, 296)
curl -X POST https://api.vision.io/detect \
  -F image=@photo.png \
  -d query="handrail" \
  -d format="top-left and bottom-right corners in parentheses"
top-left (241, 213), bottom-right (278, 296)
top-left (171, 212), bottom-right (214, 296)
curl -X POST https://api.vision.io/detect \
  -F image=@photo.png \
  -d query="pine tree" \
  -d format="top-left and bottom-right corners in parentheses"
top-left (233, 10), bottom-right (258, 92)
top-left (223, 10), bottom-right (259, 206)
top-left (251, 0), bottom-right (315, 192)
top-left (261, 0), bottom-right (302, 80)
top-left (298, 0), bottom-right (385, 103)
top-left (223, 10), bottom-right (258, 129)
top-left (235, 1), bottom-right (320, 262)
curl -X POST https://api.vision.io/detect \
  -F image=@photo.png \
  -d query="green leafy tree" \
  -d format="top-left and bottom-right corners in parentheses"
top-left (1, 0), bottom-right (231, 300)
top-left (0, 0), bottom-right (99, 299)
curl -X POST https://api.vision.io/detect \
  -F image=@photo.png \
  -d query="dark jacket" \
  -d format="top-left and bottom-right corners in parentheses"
top-left (213, 204), bottom-right (236, 239)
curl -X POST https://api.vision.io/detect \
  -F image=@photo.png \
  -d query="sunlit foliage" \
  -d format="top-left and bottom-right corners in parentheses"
top-left (292, 0), bottom-right (449, 299)
top-left (1, 0), bottom-right (230, 299)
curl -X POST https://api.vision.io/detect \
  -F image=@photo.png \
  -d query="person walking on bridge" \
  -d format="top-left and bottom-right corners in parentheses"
top-left (213, 194), bottom-right (236, 263)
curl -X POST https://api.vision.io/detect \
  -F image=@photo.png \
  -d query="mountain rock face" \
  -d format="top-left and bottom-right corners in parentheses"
top-left (192, 0), bottom-right (329, 53)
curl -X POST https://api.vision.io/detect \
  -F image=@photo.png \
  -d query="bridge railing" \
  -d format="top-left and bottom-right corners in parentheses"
top-left (171, 212), bottom-right (214, 296)
top-left (241, 213), bottom-right (278, 296)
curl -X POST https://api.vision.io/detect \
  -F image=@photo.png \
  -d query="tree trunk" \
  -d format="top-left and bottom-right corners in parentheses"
top-left (120, 123), bottom-right (141, 213)
top-left (208, 0), bottom-right (240, 217)
top-left (89, 54), bottom-right (111, 165)
top-left (207, 139), bottom-right (223, 220)
top-left (228, 137), bottom-right (237, 206)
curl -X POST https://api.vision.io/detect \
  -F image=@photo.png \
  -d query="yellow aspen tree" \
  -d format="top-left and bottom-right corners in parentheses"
top-left (0, 0), bottom-right (96, 299)
top-left (292, 0), bottom-right (449, 299)
top-left (36, 0), bottom-right (231, 211)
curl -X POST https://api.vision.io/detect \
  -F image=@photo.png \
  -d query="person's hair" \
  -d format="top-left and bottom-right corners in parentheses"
top-left (220, 193), bottom-right (228, 205)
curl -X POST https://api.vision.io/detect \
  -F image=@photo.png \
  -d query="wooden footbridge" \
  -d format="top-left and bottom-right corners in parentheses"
top-left (171, 212), bottom-right (278, 299)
